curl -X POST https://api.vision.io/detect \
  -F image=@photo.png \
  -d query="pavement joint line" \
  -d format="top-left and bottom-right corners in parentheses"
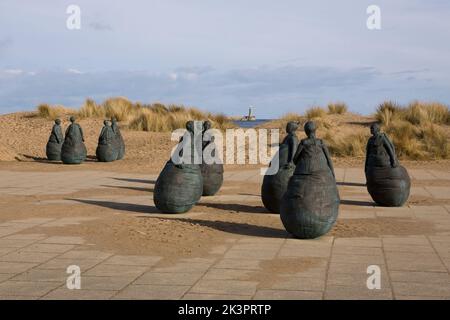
top-left (425, 235), bottom-right (450, 275)
top-left (323, 237), bottom-right (336, 300)
top-left (102, 262), bottom-right (155, 300)
top-left (10, 242), bottom-right (85, 284)
top-left (381, 238), bottom-right (396, 299)
top-left (249, 236), bottom-right (287, 300)
top-left (180, 238), bottom-right (242, 299)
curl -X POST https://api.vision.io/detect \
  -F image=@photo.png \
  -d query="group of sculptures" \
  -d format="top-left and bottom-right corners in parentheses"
top-left (261, 121), bottom-right (410, 239)
top-left (45, 116), bottom-right (125, 164)
top-left (47, 116), bottom-right (410, 239)
top-left (154, 120), bottom-right (224, 213)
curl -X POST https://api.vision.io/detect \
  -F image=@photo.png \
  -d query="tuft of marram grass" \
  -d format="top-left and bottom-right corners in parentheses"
top-left (376, 100), bottom-right (450, 126)
top-left (36, 98), bottom-right (235, 132)
top-left (375, 101), bottom-right (403, 127)
top-left (323, 128), bottom-right (369, 157)
top-left (327, 102), bottom-right (348, 115)
top-left (404, 101), bottom-right (449, 125)
top-left (305, 107), bottom-right (327, 119)
top-left (37, 103), bottom-right (72, 119)
top-left (78, 98), bottom-right (105, 118)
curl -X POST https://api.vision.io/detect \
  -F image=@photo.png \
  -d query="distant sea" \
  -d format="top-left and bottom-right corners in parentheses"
top-left (233, 119), bottom-right (273, 128)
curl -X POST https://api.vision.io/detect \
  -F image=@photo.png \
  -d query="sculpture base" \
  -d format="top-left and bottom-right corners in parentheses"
top-left (201, 163), bottom-right (224, 196)
top-left (281, 170), bottom-right (340, 239)
top-left (261, 165), bottom-right (295, 213)
top-left (61, 142), bottom-right (87, 165)
top-left (96, 144), bottom-right (118, 162)
top-left (154, 162), bottom-right (203, 213)
top-left (366, 165), bottom-right (410, 207)
top-left (46, 141), bottom-right (63, 161)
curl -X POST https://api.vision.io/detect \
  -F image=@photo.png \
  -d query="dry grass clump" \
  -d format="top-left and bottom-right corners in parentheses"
top-left (375, 101), bottom-right (403, 126)
top-left (327, 102), bottom-right (348, 115)
top-left (78, 99), bottom-right (105, 118)
top-left (376, 100), bottom-right (450, 126)
top-left (127, 103), bottom-right (234, 132)
top-left (324, 129), bottom-right (369, 157)
top-left (403, 101), bottom-right (449, 125)
top-left (305, 106), bottom-right (327, 119)
top-left (385, 120), bottom-right (449, 160)
top-left (36, 98), bottom-right (234, 132)
top-left (373, 100), bottom-right (450, 159)
top-left (102, 97), bottom-right (136, 122)
top-left (37, 104), bottom-right (73, 119)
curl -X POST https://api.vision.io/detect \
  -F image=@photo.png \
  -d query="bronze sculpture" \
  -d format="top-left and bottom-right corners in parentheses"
top-left (261, 121), bottom-right (299, 213)
top-left (96, 120), bottom-right (118, 162)
top-left (61, 116), bottom-right (87, 164)
top-left (111, 117), bottom-right (125, 160)
top-left (365, 123), bottom-right (410, 206)
top-left (201, 120), bottom-right (224, 196)
top-left (46, 119), bottom-right (64, 161)
top-left (280, 121), bottom-right (340, 239)
top-left (154, 121), bottom-right (203, 213)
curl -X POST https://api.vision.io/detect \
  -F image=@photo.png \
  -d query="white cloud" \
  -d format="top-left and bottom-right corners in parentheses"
top-left (4, 69), bottom-right (23, 75)
top-left (168, 72), bottom-right (178, 81)
top-left (67, 68), bottom-right (84, 74)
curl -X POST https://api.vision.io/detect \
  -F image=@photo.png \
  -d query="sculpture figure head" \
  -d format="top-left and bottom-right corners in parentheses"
top-left (286, 121), bottom-right (299, 134)
top-left (370, 123), bottom-right (380, 136)
top-left (304, 121), bottom-right (316, 138)
top-left (111, 117), bottom-right (117, 124)
top-left (69, 116), bottom-right (76, 123)
top-left (203, 120), bottom-right (212, 132)
top-left (186, 120), bottom-right (195, 133)
top-left (104, 120), bottom-right (109, 126)
top-left (55, 119), bottom-right (61, 125)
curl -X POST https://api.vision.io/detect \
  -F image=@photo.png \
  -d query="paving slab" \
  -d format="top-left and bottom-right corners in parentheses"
top-left (253, 289), bottom-right (323, 300)
top-left (114, 284), bottom-right (190, 299)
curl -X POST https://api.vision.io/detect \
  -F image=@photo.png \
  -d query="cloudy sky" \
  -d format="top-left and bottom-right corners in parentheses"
top-left (0, 0), bottom-right (449, 117)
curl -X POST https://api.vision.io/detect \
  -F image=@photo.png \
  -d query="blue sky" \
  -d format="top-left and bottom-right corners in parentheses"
top-left (0, 0), bottom-right (449, 117)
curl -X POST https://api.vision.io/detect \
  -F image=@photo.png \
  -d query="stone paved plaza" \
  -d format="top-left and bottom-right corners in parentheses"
top-left (0, 167), bottom-right (449, 299)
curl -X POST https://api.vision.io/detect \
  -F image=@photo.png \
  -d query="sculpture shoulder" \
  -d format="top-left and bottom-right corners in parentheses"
top-left (283, 134), bottom-right (296, 143)
top-left (300, 138), bottom-right (322, 146)
top-left (381, 133), bottom-right (392, 142)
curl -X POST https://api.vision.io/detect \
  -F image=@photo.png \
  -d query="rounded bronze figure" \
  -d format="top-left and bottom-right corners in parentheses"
top-left (61, 116), bottom-right (87, 164)
top-left (201, 121), bottom-right (224, 196)
top-left (111, 117), bottom-right (125, 160)
top-left (365, 123), bottom-right (410, 207)
top-left (96, 120), bottom-right (118, 162)
top-left (261, 121), bottom-right (299, 213)
top-left (280, 121), bottom-right (340, 239)
top-left (46, 119), bottom-right (64, 161)
top-left (154, 121), bottom-right (203, 213)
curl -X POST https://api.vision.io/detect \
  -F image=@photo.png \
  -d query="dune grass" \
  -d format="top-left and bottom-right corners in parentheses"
top-left (374, 100), bottom-right (450, 159)
top-left (35, 98), bottom-right (449, 160)
top-left (37, 104), bottom-right (74, 119)
top-left (375, 100), bottom-right (450, 126)
top-left (305, 106), bottom-right (327, 119)
top-left (36, 97), bottom-right (235, 131)
top-left (327, 102), bottom-right (348, 115)
top-left (261, 100), bottom-right (449, 160)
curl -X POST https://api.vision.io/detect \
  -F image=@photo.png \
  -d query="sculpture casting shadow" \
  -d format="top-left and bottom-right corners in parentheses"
top-left (337, 182), bottom-right (366, 187)
top-left (19, 154), bottom-right (97, 163)
top-left (340, 199), bottom-right (375, 207)
top-left (101, 185), bottom-right (154, 193)
top-left (69, 198), bottom-right (160, 214)
top-left (139, 216), bottom-right (289, 239)
top-left (112, 177), bottom-right (156, 184)
top-left (16, 155), bottom-right (60, 164)
top-left (197, 202), bottom-right (269, 214)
